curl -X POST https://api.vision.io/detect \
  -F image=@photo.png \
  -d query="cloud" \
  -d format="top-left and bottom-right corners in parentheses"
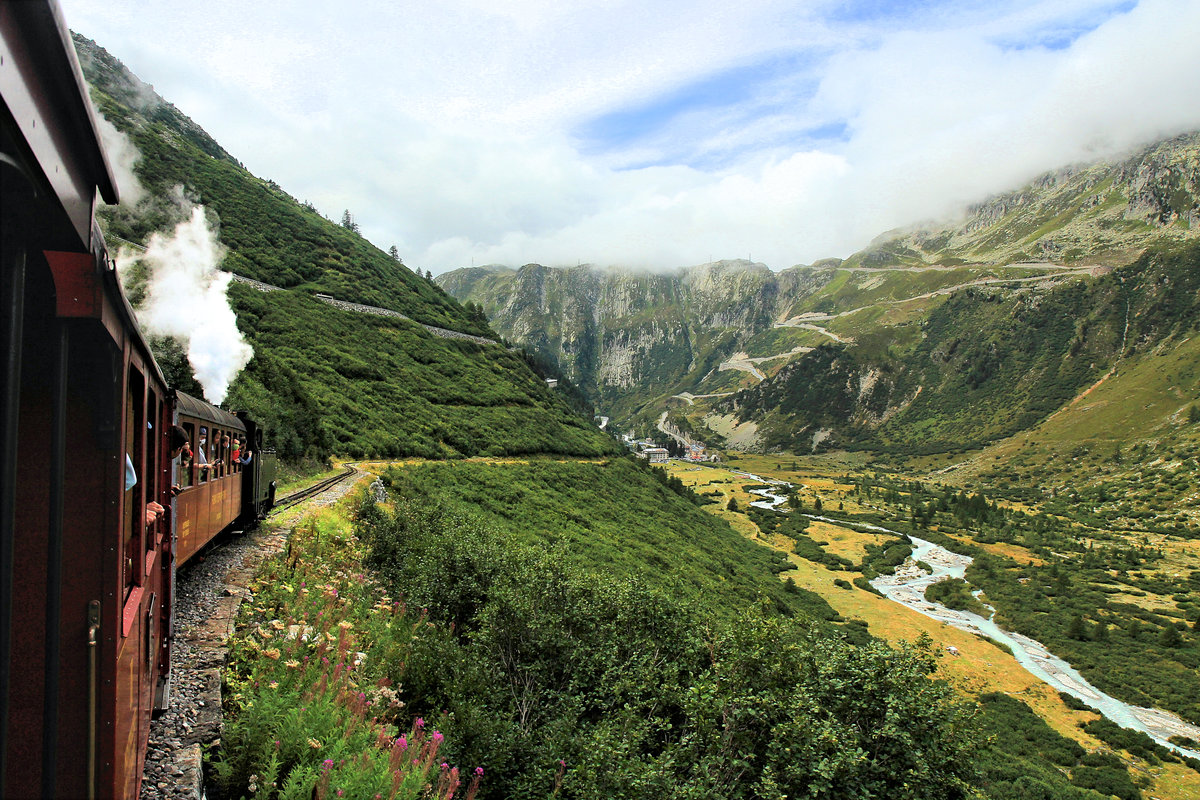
top-left (64, 0), bottom-right (1200, 273)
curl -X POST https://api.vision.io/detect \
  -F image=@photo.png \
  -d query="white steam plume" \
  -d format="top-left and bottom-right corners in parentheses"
top-left (94, 114), bottom-right (146, 207)
top-left (124, 206), bottom-right (253, 404)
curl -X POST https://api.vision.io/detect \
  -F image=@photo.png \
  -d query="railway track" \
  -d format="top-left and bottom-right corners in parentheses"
top-left (270, 464), bottom-right (358, 512)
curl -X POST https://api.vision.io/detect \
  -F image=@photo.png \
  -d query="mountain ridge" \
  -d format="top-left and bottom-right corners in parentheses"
top-left (439, 133), bottom-right (1199, 445)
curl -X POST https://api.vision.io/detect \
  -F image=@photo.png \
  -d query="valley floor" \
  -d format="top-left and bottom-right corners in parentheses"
top-left (665, 454), bottom-right (1200, 800)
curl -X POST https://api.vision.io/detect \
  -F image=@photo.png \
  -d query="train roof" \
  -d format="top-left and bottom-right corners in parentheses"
top-left (0, 0), bottom-right (120, 253)
top-left (175, 391), bottom-right (247, 432)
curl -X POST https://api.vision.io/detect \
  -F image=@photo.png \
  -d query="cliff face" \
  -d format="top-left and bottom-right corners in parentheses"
top-left (438, 260), bottom-right (799, 413)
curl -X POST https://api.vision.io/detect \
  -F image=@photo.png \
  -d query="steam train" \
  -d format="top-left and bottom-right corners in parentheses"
top-left (1, 3), bottom-right (277, 797)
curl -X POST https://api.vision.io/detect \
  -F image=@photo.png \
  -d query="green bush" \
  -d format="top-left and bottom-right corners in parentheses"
top-left (358, 493), bottom-right (982, 799)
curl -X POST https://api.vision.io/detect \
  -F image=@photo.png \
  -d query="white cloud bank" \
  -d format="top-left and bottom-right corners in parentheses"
top-left (65, 0), bottom-right (1200, 272)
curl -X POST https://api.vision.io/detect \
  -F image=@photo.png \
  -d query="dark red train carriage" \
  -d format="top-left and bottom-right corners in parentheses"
top-left (1, 3), bottom-right (275, 796)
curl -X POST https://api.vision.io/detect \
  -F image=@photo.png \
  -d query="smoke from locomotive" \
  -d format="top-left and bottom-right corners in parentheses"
top-left (121, 205), bottom-right (254, 404)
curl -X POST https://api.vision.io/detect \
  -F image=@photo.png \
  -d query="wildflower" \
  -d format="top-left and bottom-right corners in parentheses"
top-left (274, 740), bottom-right (280, 750)
top-left (415, 717), bottom-right (425, 729)
top-left (285, 659), bottom-right (300, 669)
top-left (397, 735), bottom-right (408, 750)
top-left (476, 767), bottom-right (484, 776)
top-left (268, 681), bottom-right (279, 690)
top-left (441, 762), bottom-right (449, 770)
top-left (433, 731), bottom-right (444, 744)
top-left (321, 759), bottom-right (334, 774)
top-left (264, 648), bottom-right (281, 660)
top-left (308, 738), bottom-right (322, 749)
top-left (338, 620), bottom-right (353, 630)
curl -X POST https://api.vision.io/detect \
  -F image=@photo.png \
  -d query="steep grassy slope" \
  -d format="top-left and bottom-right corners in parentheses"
top-left (77, 35), bottom-right (616, 460)
top-left (229, 289), bottom-right (617, 459)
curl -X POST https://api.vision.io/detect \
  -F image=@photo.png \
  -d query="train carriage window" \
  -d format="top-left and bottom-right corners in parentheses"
top-left (216, 429), bottom-right (225, 478)
top-left (197, 425), bottom-right (211, 483)
top-left (210, 427), bottom-right (220, 479)
top-left (124, 367), bottom-right (147, 594)
top-left (219, 430), bottom-right (229, 477)
top-left (179, 422), bottom-right (195, 489)
top-left (148, 395), bottom-right (161, 549)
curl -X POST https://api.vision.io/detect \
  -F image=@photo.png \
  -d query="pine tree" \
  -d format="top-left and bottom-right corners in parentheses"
top-left (340, 209), bottom-right (360, 233)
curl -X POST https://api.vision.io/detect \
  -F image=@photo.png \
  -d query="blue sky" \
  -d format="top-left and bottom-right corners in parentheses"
top-left (62, 0), bottom-right (1200, 272)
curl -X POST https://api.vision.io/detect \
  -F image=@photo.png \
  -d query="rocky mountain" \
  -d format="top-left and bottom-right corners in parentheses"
top-left (847, 132), bottom-right (1200, 270)
top-left (439, 133), bottom-right (1200, 447)
top-left (438, 260), bottom-right (785, 419)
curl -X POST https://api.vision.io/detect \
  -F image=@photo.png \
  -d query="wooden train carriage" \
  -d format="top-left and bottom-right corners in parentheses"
top-left (173, 391), bottom-right (247, 565)
top-left (1, 2), bottom-right (172, 797)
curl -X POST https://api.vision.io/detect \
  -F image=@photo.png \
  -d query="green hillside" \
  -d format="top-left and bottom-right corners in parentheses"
top-left (721, 241), bottom-right (1200, 456)
top-left (229, 290), bottom-right (616, 459)
top-left (351, 459), bottom-right (983, 799)
top-left (76, 35), bottom-right (616, 461)
top-left (374, 457), bottom-right (836, 622)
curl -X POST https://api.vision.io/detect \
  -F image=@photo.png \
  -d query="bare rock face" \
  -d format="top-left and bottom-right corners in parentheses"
top-left (1120, 139), bottom-right (1200, 226)
top-left (440, 259), bottom-right (793, 403)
